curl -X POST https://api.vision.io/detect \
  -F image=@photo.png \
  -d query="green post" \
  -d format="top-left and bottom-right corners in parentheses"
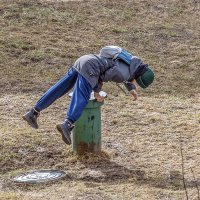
top-left (72, 100), bottom-right (104, 155)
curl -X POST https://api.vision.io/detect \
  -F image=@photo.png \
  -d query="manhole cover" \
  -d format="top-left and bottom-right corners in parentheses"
top-left (13, 170), bottom-right (67, 183)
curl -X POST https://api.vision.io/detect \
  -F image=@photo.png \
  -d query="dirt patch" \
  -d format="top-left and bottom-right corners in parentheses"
top-left (1, 93), bottom-right (200, 199)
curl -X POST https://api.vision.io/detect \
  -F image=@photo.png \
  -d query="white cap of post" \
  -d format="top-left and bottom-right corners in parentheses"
top-left (69, 91), bottom-right (107, 100)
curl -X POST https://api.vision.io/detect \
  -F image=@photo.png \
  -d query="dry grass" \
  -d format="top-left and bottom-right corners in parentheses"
top-left (0, 0), bottom-right (200, 199)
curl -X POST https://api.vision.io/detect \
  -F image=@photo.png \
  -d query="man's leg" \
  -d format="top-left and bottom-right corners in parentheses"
top-left (66, 74), bottom-right (92, 123)
top-left (23, 68), bottom-right (78, 129)
top-left (56, 74), bottom-right (93, 145)
top-left (35, 68), bottom-right (78, 112)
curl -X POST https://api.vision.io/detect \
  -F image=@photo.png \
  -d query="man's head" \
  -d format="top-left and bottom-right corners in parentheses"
top-left (135, 67), bottom-right (154, 89)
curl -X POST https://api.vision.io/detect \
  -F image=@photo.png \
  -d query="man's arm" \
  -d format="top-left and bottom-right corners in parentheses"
top-left (123, 81), bottom-right (138, 101)
top-left (93, 81), bottom-right (103, 93)
top-left (123, 81), bottom-right (136, 91)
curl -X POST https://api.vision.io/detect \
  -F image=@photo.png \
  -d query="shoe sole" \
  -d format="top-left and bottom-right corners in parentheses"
top-left (22, 115), bottom-right (38, 129)
top-left (56, 124), bottom-right (71, 145)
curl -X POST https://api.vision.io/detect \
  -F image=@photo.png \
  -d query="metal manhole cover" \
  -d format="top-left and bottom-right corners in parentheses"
top-left (13, 170), bottom-right (67, 183)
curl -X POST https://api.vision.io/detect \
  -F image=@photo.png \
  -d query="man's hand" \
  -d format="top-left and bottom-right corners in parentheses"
top-left (94, 92), bottom-right (105, 102)
top-left (130, 89), bottom-right (138, 101)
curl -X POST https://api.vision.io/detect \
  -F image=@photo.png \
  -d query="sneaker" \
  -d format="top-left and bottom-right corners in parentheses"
top-left (56, 120), bottom-right (74, 145)
top-left (22, 109), bottom-right (39, 129)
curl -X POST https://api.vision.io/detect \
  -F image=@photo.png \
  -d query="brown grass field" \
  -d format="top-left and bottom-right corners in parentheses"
top-left (0, 0), bottom-right (200, 199)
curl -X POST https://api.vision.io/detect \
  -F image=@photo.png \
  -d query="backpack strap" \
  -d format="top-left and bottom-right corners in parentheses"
top-left (116, 49), bottom-right (133, 65)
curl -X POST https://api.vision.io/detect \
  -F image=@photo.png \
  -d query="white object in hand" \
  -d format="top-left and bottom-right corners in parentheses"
top-left (69, 91), bottom-right (107, 100)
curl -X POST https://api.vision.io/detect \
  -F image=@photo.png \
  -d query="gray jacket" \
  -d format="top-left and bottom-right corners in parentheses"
top-left (72, 54), bottom-right (142, 92)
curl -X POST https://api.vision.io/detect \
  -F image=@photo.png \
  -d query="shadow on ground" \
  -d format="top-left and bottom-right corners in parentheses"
top-left (4, 153), bottom-right (199, 193)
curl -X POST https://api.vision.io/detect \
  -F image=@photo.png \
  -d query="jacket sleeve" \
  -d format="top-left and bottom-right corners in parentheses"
top-left (93, 81), bottom-right (103, 93)
top-left (123, 81), bottom-right (136, 91)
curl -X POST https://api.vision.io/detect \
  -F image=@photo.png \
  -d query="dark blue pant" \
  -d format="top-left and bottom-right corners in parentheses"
top-left (34, 68), bottom-right (92, 123)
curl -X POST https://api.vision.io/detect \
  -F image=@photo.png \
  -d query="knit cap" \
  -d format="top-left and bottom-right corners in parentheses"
top-left (136, 67), bottom-right (154, 89)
